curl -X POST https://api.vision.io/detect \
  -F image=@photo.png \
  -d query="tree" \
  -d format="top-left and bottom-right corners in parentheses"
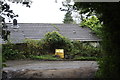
top-left (0, 0), bottom-right (32, 41)
top-left (60, 0), bottom-right (75, 24)
top-left (63, 11), bottom-right (74, 24)
top-left (80, 16), bottom-right (103, 37)
top-left (41, 31), bottom-right (72, 54)
top-left (74, 2), bottom-right (120, 78)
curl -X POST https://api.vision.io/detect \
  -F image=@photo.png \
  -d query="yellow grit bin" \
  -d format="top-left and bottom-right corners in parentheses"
top-left (55, 49), bottom-right (64, 58)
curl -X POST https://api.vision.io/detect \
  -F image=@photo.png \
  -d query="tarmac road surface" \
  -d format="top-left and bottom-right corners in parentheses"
top-left (2, 60), bottom-right (99, 78)
top-left (3, 60), bottom-right (98, 71)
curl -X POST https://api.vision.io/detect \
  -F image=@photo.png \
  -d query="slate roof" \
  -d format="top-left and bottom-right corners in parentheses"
top-left (6, 23), bottom-right (101, 43)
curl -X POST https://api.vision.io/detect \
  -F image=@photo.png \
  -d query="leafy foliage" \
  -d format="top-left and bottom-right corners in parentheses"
top-left (73, 3), bottom-right (103, 20)
top-left (60, 0), bottom-right (75, 24)
top-left (24, 39), bottom-right (42, 55)
top-left (0, 0), bottom-right (32, 41)
top-left (41, 31), bottom-right (73, 54)
top-left (74, 2), bottom-right (120, 78)
top-left (52, 24), bottom-right (60, 31)
top-left (2, 43), bottom-right (26, 60)
top-left (24, 31), bottom-right (73, 55)
top-left (72, 41), bottom-right (101, 57)
top-left (80, 16), bottom-right (103, 37)
top-left (3, 31), bottom-right (101, 60)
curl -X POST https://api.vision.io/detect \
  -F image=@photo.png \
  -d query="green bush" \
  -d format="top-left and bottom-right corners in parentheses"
top-left (24, 31), bottom-right (73, 56)
top-left (2, 43), bottom-right (26, 60)
top-left (2, 32), bottom-right (101, 60)
top-left (41, 31), bottom-right (73, 54)
top-left (24, 36), bottom-right (101, 58)
top-left (72, 41), bottom-right (101, 57)
top-left (24, 39), bottom-right (42, 55)
top-left (80, 16), bottom-right (103, 37)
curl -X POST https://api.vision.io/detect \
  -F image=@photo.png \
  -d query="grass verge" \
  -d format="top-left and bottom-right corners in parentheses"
top-left (74, 56), bottom-right (98, 61)
top-left (29, 55), bottom-right (98, 61)
top-left (29, 55), bottom-right (61, 60)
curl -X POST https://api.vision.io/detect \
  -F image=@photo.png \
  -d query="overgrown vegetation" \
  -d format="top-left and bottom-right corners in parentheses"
top-left (74, 2), bottom-right (120, 78)
top-left (2, 43), bottom-right (26, 60)
top-left (24, 31), bottom-right (73, 55)
top-left (2, 31), bottom-right (101, 61)
top-left (52, 24), bottom-right (60, 31)
top-left (72, 41), bottom-right (101, 57)
top-left (80, 16), bottom-right (103, 37)
top-left (63, 11), bottom-right (74, 24)
top-left (29, 55), bottom-right (61, 60)
top-left (74, 56), bottom-right (98, 61)
top-left (40, 31), bottom-right (73, 54)
top-left (60, 0), bottom-right (74, 24)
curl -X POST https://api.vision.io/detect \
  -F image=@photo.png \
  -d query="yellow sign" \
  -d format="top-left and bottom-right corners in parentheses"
top-left (55, 49), bottom-right (64, 58)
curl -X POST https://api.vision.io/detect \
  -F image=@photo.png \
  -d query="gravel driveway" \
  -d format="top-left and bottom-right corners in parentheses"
top-left (2, 60), bottom-right (99, 78)
top-left (3, 60), bottom-right (98, 70)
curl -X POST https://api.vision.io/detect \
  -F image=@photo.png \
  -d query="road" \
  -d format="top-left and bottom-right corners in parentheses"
top-left (3, 60), bottom-right (98, 70)
top-left (2, 60), bottom-right (99, 78)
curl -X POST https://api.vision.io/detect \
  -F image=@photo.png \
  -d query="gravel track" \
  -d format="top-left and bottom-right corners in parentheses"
top-left (2, 60), bottom-right (99, 78)
top-left (3, 60), bottom-right (98, 70)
